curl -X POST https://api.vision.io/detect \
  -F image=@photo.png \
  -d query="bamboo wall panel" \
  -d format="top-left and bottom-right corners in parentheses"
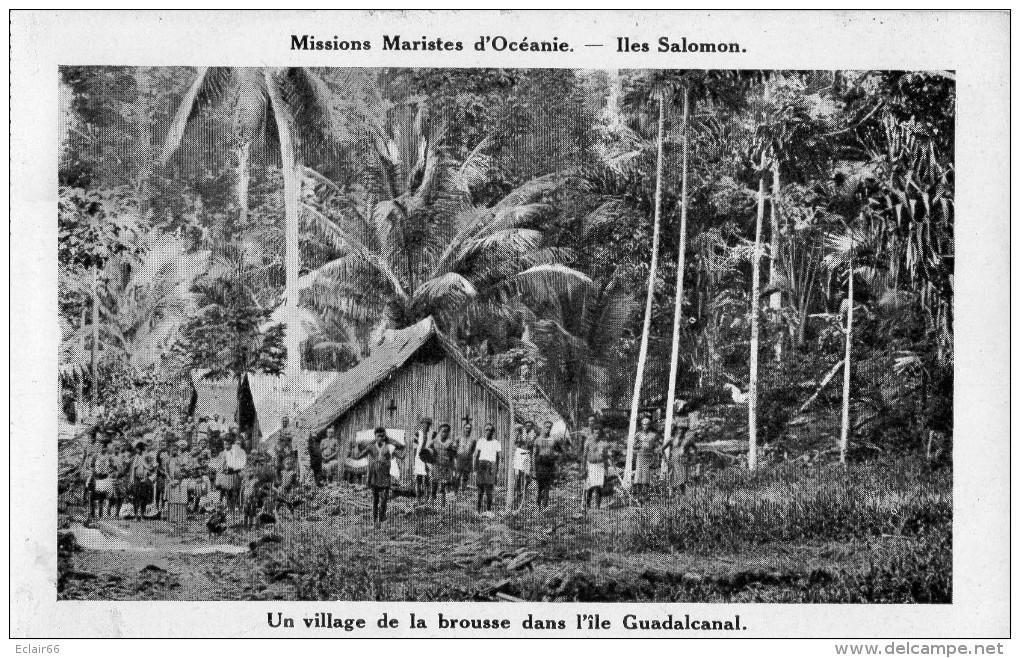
top-left (330, 353), bottom-right (513, 484)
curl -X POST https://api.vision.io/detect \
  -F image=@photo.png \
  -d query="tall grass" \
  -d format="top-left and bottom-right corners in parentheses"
top-left (628, 460), bottom-right (950, 551)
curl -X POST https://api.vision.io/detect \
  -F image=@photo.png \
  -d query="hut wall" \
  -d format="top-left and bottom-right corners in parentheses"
top-left (330, 351), bottom-right (513, 484)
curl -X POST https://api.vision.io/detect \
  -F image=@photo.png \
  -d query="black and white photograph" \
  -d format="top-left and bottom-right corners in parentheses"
top-left (54, 63), bottom-right (956, 604)
top-left (9, 9), bottom-right (1009, 642)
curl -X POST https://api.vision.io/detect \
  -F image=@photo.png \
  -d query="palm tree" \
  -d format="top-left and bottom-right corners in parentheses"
top-left (161, 66), bottom-right (343, 381)
top-left (300, 99), bottom-right (589, 344)
top-left (823, 222), bottom-right (883, 465)
top-left (529, 276), bottom-right (636, 424)
top-left (60, 234), bottom-right (206, 390)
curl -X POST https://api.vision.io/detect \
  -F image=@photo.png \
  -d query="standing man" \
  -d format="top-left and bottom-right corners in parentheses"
top-left (583, 427), bottom-right (611, 510)
top-left (429, 423), bottom-right (455, 505)
top-left (473, 423), bottom-right (501, 514)
top-left (89, 436), bottom-right (116, 519)
top-left (129, 440), bottom-right (152, 519)
top-left (632, 415), bottom-right (660, 502)
top-left (453, 422), bottom-right (476, 495)
top-left (512, 423), bottom-right (534, 507)
top-left (532, 420), bottom-right (563, 508)
top-left (356, 427), bottom-right (406, 526)
top-left (217, 433), bottom-right (247, 517)
top-left (412, 417), bottom-right (433, 498)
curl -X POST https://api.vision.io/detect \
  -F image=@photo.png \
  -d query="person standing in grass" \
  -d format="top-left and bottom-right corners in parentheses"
top-left (89, 436), bottom-right (116, 519)
top-left (217, 433), bottom-right (246, 517)
top-left (583, 426), bottom-right (611, 510)
top-left (632, 415), bottom-right (660, 503)
top-left (474, 423), bottom-right (501, 513)
top-left (163, 440), bottom-right (189, 525)
top-left (453, 422), bottom-right (476, 495)
top-left (663, 412), bottom-right (695, 498)
top-left (412, 417), bottom-right (433, 498)
top-left (532, 420), bottom-right (563, 508)
top-left (428, 423), bottom-right (455, 505)
top-left (128, 441), bottom-right (153, 518)
top-left (512, 423), bottom-right (534, 506)
top-left (357, 427), bottom-right (406, 526)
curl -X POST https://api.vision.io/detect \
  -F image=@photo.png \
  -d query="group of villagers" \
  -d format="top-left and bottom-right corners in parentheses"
top-left (79, 413), bottom-right (304, 527)
top-left (79, 406), bottom-right (698, 531)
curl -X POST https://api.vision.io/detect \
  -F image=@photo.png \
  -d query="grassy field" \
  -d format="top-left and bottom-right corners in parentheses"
top-left (246, 457), bottom-right (951, 603)
top-left (59, 455), bottom-right (951, 603)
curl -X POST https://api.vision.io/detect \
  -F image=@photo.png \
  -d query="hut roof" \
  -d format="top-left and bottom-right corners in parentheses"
top-left (246, 370), bottom-right (341, 439)
top-left (189, 370), bottom-right (238, 422)
top-left (288, 317), bottom-right (516, 437)
top-left (493, 379), bottom-right (569, 430)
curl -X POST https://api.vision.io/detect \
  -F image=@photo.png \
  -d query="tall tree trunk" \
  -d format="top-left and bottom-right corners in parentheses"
top-left (748, 163), bottom-right (767, 471)
top-left (264, 69), bottom-right (302, 385)
top-left (663, 87), bottom-right (691, 446)
top-left (624, 95), bottom-right (666, 487)
top-left (769, 161), bottom-right (782, 310)
top-left (770, 161), bottom-right (783, 363)
top-left (236, 140), bottom-right (251, 227)
top-left (77, 304), bottom-right (86, 418)
top-left (839, 258), bottom-right (854, 465)
top-left (132, 68), bottom-right (154, 220)
top-left (90, 265), bottom-right (99, 413)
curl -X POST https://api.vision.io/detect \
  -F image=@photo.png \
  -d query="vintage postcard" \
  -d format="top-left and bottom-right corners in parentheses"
top-left (8, 9), bottom-right (1010, 643)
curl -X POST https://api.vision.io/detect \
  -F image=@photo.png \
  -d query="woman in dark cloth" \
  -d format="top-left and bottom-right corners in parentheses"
top-left (663, 412), bottom-right (696, 497)
top-left (632, 415), bottom-right (660, 503)
top-left (428, 423), bottom-right (455, 505)
top-left (356, 427), bottom-right (406, 526)
top-left (532, 420), bottom-right (562, 508)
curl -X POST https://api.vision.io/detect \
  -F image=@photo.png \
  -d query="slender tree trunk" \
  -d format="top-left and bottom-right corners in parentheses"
top-left (770, 161), bottom-right (783, 363)
top-left (505, 394), bottom-right (516, 511)
top-left (90, 265), bottom-right (100, 413)
top-left (77, 304), bottom-right (86, 417)
top-left (748, 163), bottom-right (767, 471)
top-left (264, 69), bottom-right (303, 386)
top-left (769, 162), bottom-right (782, 310)
top-left (236, 140), bottom-right (251, 227)
top-left (839, 259), bottom-right (854, 465)
top-left (663, 87), bottom-right (691, 446)
top-left (624, 95), bottom-right (666, 488)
